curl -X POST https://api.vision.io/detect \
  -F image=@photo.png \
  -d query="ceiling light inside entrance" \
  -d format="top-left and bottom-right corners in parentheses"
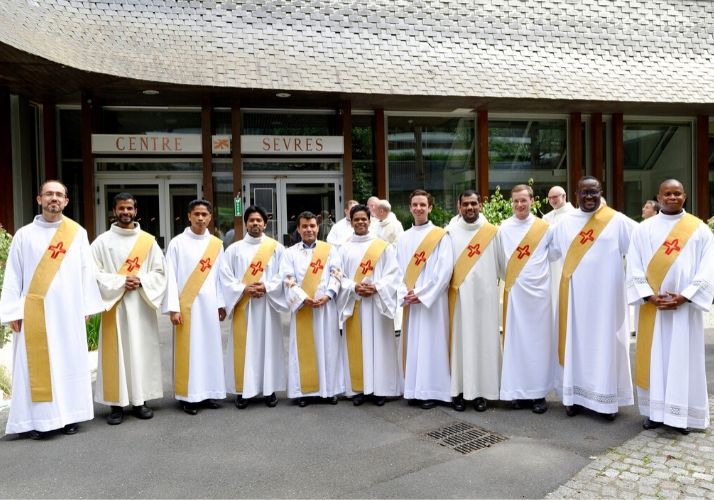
top-left (276, 92), bottom-right (291, 98)
top-left (142, 89), bottom-right (160, 95)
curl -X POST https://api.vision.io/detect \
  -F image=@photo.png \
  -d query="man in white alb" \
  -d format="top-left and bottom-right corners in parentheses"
top-left (221, 205), bottom-right (287, 409)
top-left (164, 199), bottom-right (226, 415)
top-left (550, 176), bottom-right (635, 421)
top-left (279, 211), bottom-right (344, 407)
top-left (627, 179), bottom-right (713, 433)
top-left (543, 186), bottom-right (575, 225)
top-left (0, 180), bottom-right (103, 439)
top-left (497, 184), bottom-right (554, 414)
top-left (373, 199), bottom-right (404, 245)
top-left (327, 199), bottom-right (359, 248)
top-left (395, 189), bottom-right (454, 409)
top-left (447, 190), bottom-right (501, 413)
top-left (338, 204), bottom-right (402, 406)
top-left (92, 192), bottom-right (167, 425)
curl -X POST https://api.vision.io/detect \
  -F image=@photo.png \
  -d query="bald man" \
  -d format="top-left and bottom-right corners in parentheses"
top-left (543, 186), bottom-right (574, 225)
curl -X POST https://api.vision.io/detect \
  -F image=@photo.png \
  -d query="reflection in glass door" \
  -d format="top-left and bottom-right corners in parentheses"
top-left (97, 176), bottom-right (200, 249)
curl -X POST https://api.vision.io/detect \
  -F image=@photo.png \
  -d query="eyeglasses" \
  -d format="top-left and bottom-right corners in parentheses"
top-left (578, 190), bottom-right (601, 198)
top-left (41, 191), bottom-right (67, 199)
top-left (547, 194), bottom-right (565, 200)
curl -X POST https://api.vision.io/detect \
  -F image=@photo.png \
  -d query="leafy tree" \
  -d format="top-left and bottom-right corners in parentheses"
top-left (481, 179), bottom-right (545, 225)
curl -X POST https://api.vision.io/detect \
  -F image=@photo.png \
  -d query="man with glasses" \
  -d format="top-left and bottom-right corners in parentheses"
top-left (543, 186), bottom-right (574, 225)
top-left (0, 180), bottom-right (103, 439)
top-left (550, 176), bottom-right (636, 421)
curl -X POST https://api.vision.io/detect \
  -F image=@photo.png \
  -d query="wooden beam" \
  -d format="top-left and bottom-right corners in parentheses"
top-left (0, 89), bottom-right (13, 233)
top-left (231, 98), bottom-right (243, 239)
top-left (696, 115), bottom-right (709, 219)
top-left (590, 112), bottom-right (604, 183)
top-left (477, 110), bottom-right (489, 197)
top-left (611, 113), bottom-right (624, 211)
top-left (340, 100), bottom-right (353, 202)
top-left (42, 101), bottom-right (57, 180)
top-left (568, 112), bottom-right (583, 193)
top-left (375, 108), bottom-right (387, 199)
top-left (201, 97), bottom-right (214, 216)
top-left (80, 93), bottom-right (95, 239)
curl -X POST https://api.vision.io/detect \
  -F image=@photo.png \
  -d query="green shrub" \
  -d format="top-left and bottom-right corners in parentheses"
top-left (0, 227), bottom-right (12, 348)
top-left (0, 365), bottom-right (10, 398)
top-left (481, 180), bottom-right (545, 226)
top-left (86, 314), bottom-right (101, 351)
top-left (708, 216), bottom-right (714, 234)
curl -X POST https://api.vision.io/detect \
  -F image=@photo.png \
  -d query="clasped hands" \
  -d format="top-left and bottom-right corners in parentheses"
top-left (647, 291), bottom-right (686, 310)
top-left (403, 289), bottom-right (421, 305)
top-left (124, 275), bottom-right (142, 291)
top-left (302, 295), bottom-right (331, 308)
top-left (244, 282), bottom-right (266, 299)
top-left (171, 307), bottom-right (226, 326)
top-left (355, 282), bottom-right (377, 298)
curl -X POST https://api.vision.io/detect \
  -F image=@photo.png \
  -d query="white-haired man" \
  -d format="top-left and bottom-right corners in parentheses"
top-left (373, 199), bottom-right (404, 245)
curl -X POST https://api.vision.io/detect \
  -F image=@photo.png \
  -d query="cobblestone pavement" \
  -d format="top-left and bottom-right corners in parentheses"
top-left (547, 397), bottom-right (714, 499)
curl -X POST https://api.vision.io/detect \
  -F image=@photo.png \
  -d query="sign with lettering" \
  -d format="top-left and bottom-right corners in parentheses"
top-left (241, 135), bottom-right (344, 155)
top-left (92, 134), bottom-right (202, 154)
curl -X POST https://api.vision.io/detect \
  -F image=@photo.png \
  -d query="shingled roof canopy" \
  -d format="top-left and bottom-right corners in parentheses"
top-left (1, 0), bottom-right (713, 111)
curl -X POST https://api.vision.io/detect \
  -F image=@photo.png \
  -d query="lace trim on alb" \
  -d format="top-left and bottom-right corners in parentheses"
top-left (563, 386), bottom-right (617, 404)
top-left (638, 396), bottom-right (708, 420)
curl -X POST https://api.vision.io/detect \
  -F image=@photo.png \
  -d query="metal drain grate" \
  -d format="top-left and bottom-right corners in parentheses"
top-left (423, 421), bottom-right (507, 455)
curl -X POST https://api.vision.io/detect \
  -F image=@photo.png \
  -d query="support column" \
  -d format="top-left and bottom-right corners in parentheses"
top-left (568, 112), bottom-right (583, 193)
top-left (375, 109), bottom-right (387, 199)
top-left (231, 99), bottom-right (243, 239)
top-left (590, 113), bottom-right (604, 184)
top-left (696, 115), bottom-right (710, 219)
top-left (80, 93), bottom-right (95, 239)
top-left (477, 110), bottom-right (489, 196)
top-left (340, 100), bottom-right (352, 202)
top-left (201, 97), bottom-right (214, 233)
top-left (611, 113), bottom-right (624, 211)
top-left (0, 89), bottom-right (13, 233)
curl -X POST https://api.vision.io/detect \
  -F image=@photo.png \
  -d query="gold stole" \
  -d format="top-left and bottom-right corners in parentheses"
top-left (401, 227), bottom-right (446, 368)
top-left (23, 217), bottom-right (80, 402)
top-left (175, 236), bottom-right (223, 397)
top-left (100, 231), bottom-right (155, 403)
top-left (345, 239), bottom-right (389, 392)
top-left (502, 218), bottom-right (548, 340)
top-left (295, 241), bottom-right (332, 393)
top-left (635, 213), bottom-right (700, 390)
top-left (558, 206), bottom-right (617, 365)
top-left (448, 223), bottom-right (497, 363)
top-left (231, 237), bottom-right (279, 393)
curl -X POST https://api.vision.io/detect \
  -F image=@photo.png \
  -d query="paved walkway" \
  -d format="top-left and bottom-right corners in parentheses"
top-left (547, 399), bottom-right (714, 499)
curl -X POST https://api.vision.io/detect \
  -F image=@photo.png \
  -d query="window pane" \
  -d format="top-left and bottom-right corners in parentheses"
top-left (213, 175), bottom-right (236, 248)
top-left (58, 109), bottom-right (83, 221)
top-left (488, 119), bottom-right (567, 203)
top-left (624, 122), bottom-right (692, 219)
top-left (101, 109), bottom-right (201, 134)
top-left (387, 116), bottom-right (475, 226)
top-left (352, 114), bottom-right (375, 203)
top-left (242, 112), bottom-right (336, 135)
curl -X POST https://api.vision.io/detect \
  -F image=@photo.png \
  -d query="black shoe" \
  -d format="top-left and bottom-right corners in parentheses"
top-left (642, 418), bottom-right (662, 430)
top-left (132, 404), bottom-right (154, 420)
top-left (61, 423), bottom-right (79, 435)
top-left (374, 396), bottom-right (386, 406)
top-left (565, 405), bottom-right (579, 417)
top-left (532, 398), bottom-right (548, 414)
top-left (235, 395), bottom-right (249, 409)
top-left (326, 396), bottom-right (338, 405)
top-left (420, 399), bottom-right (436, 410)
top-left (603, 412), bottom-right (617, 422)
top-left (511, 399), bottom-right (526, 410)
top-left (407, 399), bottom-right (420, 407)
top-left (27, 430), bottom-right (49, 440)
top-left (106, 406), bottom-right (124, 425)
top-left (474, 397), bottom-right (487, 412)
top-left (452, 397), bottom-right (465, 412)
top-left (264, 393), bottom-right (278, 408)
top-left (297, 397), bottom-right (308, 408)
top-left (181, 402), bottom-right (199, 415)
top-left (352, 393), bottom-right (365, 406)
top-left (201, 399), bottom-right (220, 409)
top-left (674, 427), bottom-right (691, 435)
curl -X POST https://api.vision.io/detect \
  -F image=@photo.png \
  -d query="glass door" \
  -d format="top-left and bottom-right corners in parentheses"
top-left (96, 175), bottom-right (201, 249)
top-left (244, 175), bottom-right (341, 247)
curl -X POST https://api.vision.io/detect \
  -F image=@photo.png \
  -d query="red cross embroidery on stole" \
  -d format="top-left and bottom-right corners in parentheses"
top-left (663, 239), bottom-right (681, 255)
top-left (125, 256), bottom-right (140, 272)
top-left (516, 245), bottom-right (531, 259)
top-left (310, 259), bottom-right (324, 274)
top-left (413, 251), bottom-right (426, 266)
top-left (579, 229), bottom-right (595, 245)
top-left (250, 261), bottom-right (264, 276)
top-left (360, 260), bottom-right (374, 275)
top-left (200, 258), bottom-right (212, 272)
top-left (467, 244), bottom-right (481, 257)
top-left (48, 241), bottom-right (67, 259)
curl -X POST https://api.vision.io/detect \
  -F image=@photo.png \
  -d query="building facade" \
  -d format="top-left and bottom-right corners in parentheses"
top-left (1, 0), bottom-right (712, 246)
